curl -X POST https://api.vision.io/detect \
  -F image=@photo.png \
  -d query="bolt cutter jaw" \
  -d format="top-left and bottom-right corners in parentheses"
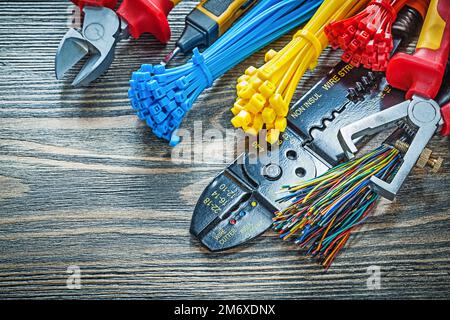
top-left (55, 28), bottom-right (90, 81)
top-left (55, 6), bottom-right (126, 87)
top-left (56, 0), bottom-right (178, 86)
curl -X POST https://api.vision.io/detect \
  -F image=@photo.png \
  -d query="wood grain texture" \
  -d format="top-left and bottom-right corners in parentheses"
top-left (0, 0), bottom-right (449, 300)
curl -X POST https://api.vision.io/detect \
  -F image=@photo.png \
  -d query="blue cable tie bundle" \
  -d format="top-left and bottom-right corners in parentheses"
top-left (129, 0), bottom-right (324, 146)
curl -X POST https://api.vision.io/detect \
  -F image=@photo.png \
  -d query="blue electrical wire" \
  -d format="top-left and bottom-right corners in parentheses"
top-left (128, 0), bottom-right (324, 146)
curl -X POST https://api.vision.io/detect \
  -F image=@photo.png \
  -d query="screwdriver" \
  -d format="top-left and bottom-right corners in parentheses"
top-left (162, 0), bottom-right (258, 65)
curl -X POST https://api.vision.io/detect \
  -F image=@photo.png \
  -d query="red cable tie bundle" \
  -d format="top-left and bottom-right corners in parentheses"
top-left (325, 0), bottom-right (408, 71)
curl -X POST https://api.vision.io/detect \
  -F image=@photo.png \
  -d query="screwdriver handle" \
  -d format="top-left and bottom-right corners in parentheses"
top-left (386, 0), bottom-right (450, 100)
top-left (117, 0), bottom-right (181, 42)
top-left (197, 0), bottom-right (258, 36)
top-left (71, 0), bottom-right (118, 10)
top-left (171, 0), bottom-right (257, 57)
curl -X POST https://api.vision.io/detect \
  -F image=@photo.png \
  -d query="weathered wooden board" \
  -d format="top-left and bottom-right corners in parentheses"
top-left (0, 0), bottom-right (449, 299)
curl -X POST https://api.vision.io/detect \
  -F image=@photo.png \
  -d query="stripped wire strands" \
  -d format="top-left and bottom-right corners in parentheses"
top-left (128, 0), bottom-right (324, 146)
top-left (325, 0), bottom-right (411, 71)
top-left (230, 0), bottom-right (371, 144)
top-left (273, 144), bottom-right (402, 269)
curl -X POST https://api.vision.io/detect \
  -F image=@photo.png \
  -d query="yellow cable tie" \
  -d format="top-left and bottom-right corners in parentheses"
top-left (294, 29), bottom-right (323, 70)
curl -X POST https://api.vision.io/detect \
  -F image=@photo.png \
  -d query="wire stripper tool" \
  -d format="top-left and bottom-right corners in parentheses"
top-left (163, 0), bottom-right (258, 65)
top-left (191, 3), bottom-right (428, 251)
top-left (55, 0), bottom-right (181, 87)
top-left (338, 0), bottom-right (450, 200)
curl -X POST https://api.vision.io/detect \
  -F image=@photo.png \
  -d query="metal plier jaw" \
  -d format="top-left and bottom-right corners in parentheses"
top-left (338, 95), bottom-right (443, 200)
top-left (55, 6), bottom-right (128, 87)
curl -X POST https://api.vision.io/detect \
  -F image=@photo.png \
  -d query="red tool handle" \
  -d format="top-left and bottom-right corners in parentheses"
top-left (71, 0), bottom-right (117, 10)
top-left (441, 102), bottom-right (450, 135)
top-left (116, 0), bottom-right (178, 43)
top-left (386, 0), bottom-right (450, 100)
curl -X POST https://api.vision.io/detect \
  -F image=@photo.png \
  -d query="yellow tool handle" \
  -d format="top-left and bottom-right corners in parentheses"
top-left (197, 0), bottom-right (258, 35)
top-left (417, 0), bottom-right (449, 50)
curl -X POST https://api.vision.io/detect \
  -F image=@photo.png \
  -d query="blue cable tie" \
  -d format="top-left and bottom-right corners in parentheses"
top-left (192, 48), bottom-right (213, 88)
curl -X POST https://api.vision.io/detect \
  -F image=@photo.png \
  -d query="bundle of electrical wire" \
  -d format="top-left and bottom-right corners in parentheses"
top-left (273, 144), bottom-right (402, 269)
top-left (230, 0), bottom-right (371, 144)
top-left (325, 0), bottom-right (412, 71)
top-left (128, 0), bottom-right (324, 146)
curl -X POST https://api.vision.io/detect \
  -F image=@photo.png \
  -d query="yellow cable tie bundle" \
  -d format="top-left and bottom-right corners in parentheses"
top-left (231, 0), bottom-right (371, 144)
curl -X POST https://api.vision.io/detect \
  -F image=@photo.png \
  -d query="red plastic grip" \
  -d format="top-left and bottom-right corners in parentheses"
top-left (441, 102), bottom-right (450, 136)
top-left (71, 0), bottom-right (117, 10)
top-left (386, 0), bottom-right (450, 100)
top-left (116, 0), bottom-right (176, 43)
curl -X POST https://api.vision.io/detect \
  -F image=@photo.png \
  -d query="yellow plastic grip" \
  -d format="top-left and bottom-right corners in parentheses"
top-left (417, 0), bottom-right (446, 50)
top-left (171, 0), bottom-right (182, 6)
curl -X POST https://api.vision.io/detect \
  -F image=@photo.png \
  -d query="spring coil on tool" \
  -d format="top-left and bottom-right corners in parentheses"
top-left (392, 5), bottom-right (424, 39)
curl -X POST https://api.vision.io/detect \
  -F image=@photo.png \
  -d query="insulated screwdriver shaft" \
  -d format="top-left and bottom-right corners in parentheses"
top-left (162, 0), bottom-right (257, 65)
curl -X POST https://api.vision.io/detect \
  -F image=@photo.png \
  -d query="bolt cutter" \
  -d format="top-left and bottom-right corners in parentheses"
top-left (56, 0), bottom-right (181, 87)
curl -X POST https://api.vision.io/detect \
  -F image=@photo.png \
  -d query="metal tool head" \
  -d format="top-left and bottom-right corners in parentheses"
top-left (191, 6), bottom-right (426, 251)
top-left (190, 133), bottom-right (328, 251)
top-left (191, 60), bottom-right (407, 251)
top-left (338, 96), bottom-right (442, 200)
top-left (55, 6), bottom-right (125, 87)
